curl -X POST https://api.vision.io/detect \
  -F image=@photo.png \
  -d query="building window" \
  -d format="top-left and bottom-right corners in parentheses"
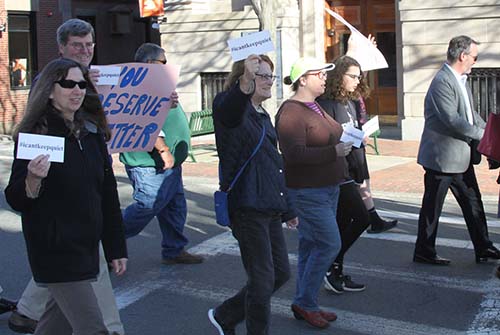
top-left (469, 68), bottom-right (500, 121)
top-left (200, 72), bottom-right (228, 110)
top-left (8, 12), bottom-right (36, 89)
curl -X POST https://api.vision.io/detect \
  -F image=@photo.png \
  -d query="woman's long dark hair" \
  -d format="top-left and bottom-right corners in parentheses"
top-left (322, 55), bottom-right (370, 103)
top-left (13, 58), bottom-right (111, 141)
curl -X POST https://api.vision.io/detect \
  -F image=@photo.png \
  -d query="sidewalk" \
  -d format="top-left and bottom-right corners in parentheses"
top-left (179, 135), bottom-right (500, 198)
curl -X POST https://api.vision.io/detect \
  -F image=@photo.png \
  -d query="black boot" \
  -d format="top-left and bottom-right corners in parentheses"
top-left (367, 209), bottom-right (397, 234)
top-left (0, 297), bottom-right (16, 314)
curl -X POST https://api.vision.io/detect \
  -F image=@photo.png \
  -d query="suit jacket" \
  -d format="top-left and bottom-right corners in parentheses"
top-left (417, 64), bottom-right (486, 173)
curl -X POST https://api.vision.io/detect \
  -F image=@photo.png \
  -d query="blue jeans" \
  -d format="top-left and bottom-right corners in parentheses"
top-left (288, 185), bottom-right (341, 311)
top-left (123, 165), bottom-right (188, 259)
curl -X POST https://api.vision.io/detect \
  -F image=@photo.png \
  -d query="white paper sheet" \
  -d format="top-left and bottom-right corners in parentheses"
top-left (362, 116), bottom-right (380, 137)
top-left (340, 124), bottom-right (365, 148)
top-left (325, 8), bottom-right (388, 72)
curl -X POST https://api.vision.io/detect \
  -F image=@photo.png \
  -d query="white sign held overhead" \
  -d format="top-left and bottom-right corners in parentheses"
top-left (325, 8), bottom-right (388, 72)
top-left (17, 133), bottom-right (65, 163)
top-left (227, 30), bottom-right (275, 62)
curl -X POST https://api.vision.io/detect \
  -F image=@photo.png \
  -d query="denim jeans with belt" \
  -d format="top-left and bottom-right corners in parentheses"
top-left (288, 185), bottom-right (341, 311)
top-left (123, 165), bottom-right (188, 259)
top-left (215, 209), bottom-right (290, 335)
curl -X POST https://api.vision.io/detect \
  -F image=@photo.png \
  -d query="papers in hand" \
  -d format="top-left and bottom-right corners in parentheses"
top-left (340, 124), bottom-right (364, 148)
top-left (362, 116), bottom-right (380, 137)
top-left (17, 133), bottom-right (65, 163)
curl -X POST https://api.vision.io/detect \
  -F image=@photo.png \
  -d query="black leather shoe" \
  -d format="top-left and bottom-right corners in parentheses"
top-left (475, 246), bottom-right (500, 263)
top-left (413, 253), bottom-right (451, 265)
top-left (0, 298), bottom-right (16, 314)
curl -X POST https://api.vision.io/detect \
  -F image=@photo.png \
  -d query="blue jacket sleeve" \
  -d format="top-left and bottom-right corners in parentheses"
top-left (213, 82), bottom-right (253, 128)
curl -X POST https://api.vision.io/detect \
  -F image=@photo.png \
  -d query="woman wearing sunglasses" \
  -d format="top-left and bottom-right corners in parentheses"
top-left (276, 58), bottom-right (352, 329)
top-left (5, 58), bottom-right (127, 335)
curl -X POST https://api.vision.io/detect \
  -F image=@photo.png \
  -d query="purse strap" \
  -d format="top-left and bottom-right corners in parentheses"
top-left (221, 125), bottom-right (266, 192)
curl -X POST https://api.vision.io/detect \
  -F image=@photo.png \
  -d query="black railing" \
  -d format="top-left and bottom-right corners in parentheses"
top-left (469, 68), bottom-right (500, 120)
top-left (201, 73), bottom-right (228, 111)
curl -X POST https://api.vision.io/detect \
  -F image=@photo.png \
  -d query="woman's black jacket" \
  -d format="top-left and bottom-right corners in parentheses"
top-left (5, 110), bottom-right (127, 284)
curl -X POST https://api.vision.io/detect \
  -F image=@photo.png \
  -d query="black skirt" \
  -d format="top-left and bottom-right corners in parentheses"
top-left (346, 146), bottom-right (370, 183)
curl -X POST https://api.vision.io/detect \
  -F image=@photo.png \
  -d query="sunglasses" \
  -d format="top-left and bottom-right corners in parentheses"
top-left (54, 79), bottom-right (88, 89)
top-left (466, 53), bottom-right (478, 62)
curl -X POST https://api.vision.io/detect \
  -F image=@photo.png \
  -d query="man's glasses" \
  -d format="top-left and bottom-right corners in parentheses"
top-left (68, 42), bottom-right (95, 51)
top-left (466, 53), bottom-right (478, 62)
top-left (255, 73), bottom-right (277, 81)
top-left (54, 79), bottom-right (88, 89)
top-left (344, 73), bottom-right (363, 80)
top-left (307, 71), bottom-right (327, 79)
top-left (151, 59), bottom-right (167, 64)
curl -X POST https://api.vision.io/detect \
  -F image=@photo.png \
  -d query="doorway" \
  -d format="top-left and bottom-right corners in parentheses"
top-left (325, 0), bottom-right (397, 124)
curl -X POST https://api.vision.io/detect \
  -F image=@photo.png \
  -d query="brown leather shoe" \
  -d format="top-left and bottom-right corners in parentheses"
top-left (319, 310), bottom-right (337, 322)
top-left (162, 250), bottom-right (204, 265)
top-left (291, 304), bottom-right (329, 329)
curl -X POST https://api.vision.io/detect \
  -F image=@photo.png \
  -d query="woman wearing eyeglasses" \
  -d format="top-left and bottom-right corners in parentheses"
top-left (5, 58), bottom-right (127, 335)
top-left (317, 55), bottom-right (395, 295)
top-left (276, 58), bottom-right (352, 329)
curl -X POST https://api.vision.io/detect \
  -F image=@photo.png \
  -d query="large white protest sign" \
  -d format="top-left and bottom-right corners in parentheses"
top-left (341, 124), bottom-right (365, 148)
top-left (325, 8), bottom-right (388, 72)
top-left (227, 30), bottom-right (274, 62)
top-left (96, 63), bottom-right (180, 154)
top-left (17, 133), bottom-right (65, 163)
top-left (91, 65), bottom-right (121, 85)
top-left (362, 116), bottom-right (380, 138)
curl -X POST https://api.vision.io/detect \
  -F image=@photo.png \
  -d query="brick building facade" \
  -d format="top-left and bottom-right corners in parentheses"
top-left (0, 0), bottom-right (159, 134)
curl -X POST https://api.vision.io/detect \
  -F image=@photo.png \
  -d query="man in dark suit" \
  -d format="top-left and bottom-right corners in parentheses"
top-left (414, 35), bottom-right (500, 265)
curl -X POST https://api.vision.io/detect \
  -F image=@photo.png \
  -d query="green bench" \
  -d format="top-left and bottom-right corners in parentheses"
top-left (365, 129), bottom-right (380, 155)
top-left (188, 109), bottom-right (214, 162)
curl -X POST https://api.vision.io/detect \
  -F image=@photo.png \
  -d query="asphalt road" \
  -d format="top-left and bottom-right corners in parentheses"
top-left (0, 139), bottom-right (500, 335)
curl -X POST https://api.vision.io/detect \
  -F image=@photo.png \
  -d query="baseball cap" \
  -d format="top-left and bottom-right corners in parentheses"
top-left (284, 57), bottom-right (335, 85)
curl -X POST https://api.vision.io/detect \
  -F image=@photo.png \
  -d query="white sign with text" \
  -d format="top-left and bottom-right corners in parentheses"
top-left (17, 133), bottom-right (65, 163)
top-left (227, 30), bottom-right (275, 62)
top-left (91, 65), bottom-right (122, 85)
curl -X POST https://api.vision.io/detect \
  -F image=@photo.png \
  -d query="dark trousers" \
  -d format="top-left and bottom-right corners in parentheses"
top-left (216, 209), bottom-right (290, 335)
top-left (415, 164), bottom-right (493, 257)
top-left (335, 182), bottom-right (370, 265)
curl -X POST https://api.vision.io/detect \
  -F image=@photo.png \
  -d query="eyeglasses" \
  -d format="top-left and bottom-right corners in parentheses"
top-left (54, 79), bottom-right (88, 89)
top-left (150, 59), bottom-right (167, 64)
top-left (466, 53), bottom-right (478, 62)
top-left (344, 73), bottom-right (363, 80)
top-left (255, 73), bottom-right (277, 81)
top-left (307, 71), bottom-right (327, 79)
top-left (68, 42), bottom-right (95, 51)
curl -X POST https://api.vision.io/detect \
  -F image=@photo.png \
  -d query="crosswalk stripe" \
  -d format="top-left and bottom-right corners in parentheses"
top-left (191, 231), bottom-right (496, 294)
top-left (115, 277), bottom-right (467, 335)
top-left (377, 209), bottom-right (500, 227)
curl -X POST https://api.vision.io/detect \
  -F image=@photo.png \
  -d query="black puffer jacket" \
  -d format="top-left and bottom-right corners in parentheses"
top-left (5, 108), bottom-right (127, 284)
top-left (213, 83), bottom-right (296, 221)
